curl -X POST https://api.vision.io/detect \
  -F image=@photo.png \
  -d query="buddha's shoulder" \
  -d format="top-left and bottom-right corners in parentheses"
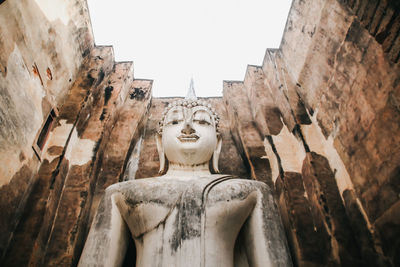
top-left (104, 175), bottom-right (271, 194)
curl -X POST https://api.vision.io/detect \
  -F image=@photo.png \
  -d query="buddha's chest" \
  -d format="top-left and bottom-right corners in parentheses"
top-left (114, 179), bottom-right (256, 240)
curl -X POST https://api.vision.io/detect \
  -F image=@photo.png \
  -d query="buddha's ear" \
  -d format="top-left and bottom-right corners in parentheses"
top-left (156, 133), bottom-right (167, 174)
top-left (211, 133), bottom-right (222, 173)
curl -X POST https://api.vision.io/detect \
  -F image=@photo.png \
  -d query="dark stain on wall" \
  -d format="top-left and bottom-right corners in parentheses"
top-left (104, 85), bottom-right (113, 105)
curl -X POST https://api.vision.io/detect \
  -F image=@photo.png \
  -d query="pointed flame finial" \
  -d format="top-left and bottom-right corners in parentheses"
top-left (185, 78), bottom-right (197, 101)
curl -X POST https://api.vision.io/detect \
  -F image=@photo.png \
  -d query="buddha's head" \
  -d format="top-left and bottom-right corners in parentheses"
top-left (156, 97), bottom-right (222, 174)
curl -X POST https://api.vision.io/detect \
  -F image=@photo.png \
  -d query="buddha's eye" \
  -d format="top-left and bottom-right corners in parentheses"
top-left (165, 108), bottom-right (184, 126)
top-left (194, 119), bottom-right (210, 125)
top-left (166, 119), bottom-right (182, 125)
top-left (193, 110), bottom-right (212, 125)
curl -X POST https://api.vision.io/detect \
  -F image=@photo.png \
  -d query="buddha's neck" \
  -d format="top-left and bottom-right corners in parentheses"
top-left (166, 162), bottom-right (211, 177)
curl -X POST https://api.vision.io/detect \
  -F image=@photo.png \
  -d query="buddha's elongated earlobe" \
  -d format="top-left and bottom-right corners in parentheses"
top-left (156, 133), bottom-right (167, 174)
top-left (211, 133), bottom-right (222, 173)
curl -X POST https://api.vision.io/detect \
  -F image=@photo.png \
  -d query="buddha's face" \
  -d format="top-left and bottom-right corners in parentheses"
top-left (161, 105), bottom-right (218, 166)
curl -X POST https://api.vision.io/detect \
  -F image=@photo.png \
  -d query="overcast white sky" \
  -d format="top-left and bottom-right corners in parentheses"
top-left (87, 0), bottom-right (292, 97)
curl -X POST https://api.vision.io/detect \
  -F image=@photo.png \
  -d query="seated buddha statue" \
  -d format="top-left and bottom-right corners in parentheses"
top-left (78, 86), bottom-right (292, 267)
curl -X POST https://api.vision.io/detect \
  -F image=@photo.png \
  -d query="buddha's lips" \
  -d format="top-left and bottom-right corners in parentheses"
top-left (178, 134), bottom-right (199, 142)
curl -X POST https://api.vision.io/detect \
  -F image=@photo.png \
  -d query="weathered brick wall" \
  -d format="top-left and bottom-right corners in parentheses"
top-left (0, 0), bottom-right (93, 260)
top-left (224, 0), bottom-right (399, 265)
top-left (1, 44), bottom-right (153, 266)
top-left (0, 1), bottom-right (153, 265)
top-left (282, 0), bottom-right (399, 265)
top-left (339, 0), bottom-right (400, 63)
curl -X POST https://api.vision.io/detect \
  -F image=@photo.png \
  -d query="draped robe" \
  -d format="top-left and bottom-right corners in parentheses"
top-left (79, 175), bottom-right (292, 267)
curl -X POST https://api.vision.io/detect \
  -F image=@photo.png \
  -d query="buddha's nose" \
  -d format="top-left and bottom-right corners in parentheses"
top-left (181, 120), bottom-right (195, 135)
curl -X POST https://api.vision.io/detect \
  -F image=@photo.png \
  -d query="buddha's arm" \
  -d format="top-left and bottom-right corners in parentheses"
top-left (242, 183), bottom-right (292, 267)
top-left (78, 186), bottom-right (129, 267)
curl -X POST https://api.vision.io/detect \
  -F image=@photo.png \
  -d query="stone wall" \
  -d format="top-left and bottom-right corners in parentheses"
top-left (1, 44), bottom-right (153, 265)
top-left (340, 0), bottom-right (400, 64)
top-left (0, 0), bottom-right (93, 260)
top-left (0, 1), bottom-right (153, 265)
top-left (223, 0), bottom-right (399, 265)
